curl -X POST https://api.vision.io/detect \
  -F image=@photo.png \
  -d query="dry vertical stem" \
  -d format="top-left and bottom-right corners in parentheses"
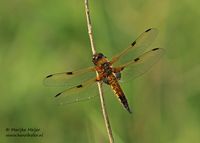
top-left (84, 0), bottom-right (115, 143)
top-left (84, 0), bottom-right (96, 55)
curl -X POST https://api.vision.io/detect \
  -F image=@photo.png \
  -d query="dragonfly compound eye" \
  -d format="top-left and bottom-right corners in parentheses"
top-left (92, 53), bottom-right (104, 64)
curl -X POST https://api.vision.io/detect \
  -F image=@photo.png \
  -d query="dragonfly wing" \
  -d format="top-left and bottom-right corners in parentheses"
top-left (111, 28), bottom-right (158, 65)
top-left (55, 78), bottom-right (97, 97)
top-left (53, 78), bottom-right (99, 105)
top-left (44, 66), bottom-right (96, 88)
top-left (53, 78), bottom-right (113, 105)
top-left (114, 48), bottom-right (164, 82)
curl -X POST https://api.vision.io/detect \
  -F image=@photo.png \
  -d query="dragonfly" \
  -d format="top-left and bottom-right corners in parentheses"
top-left (44, 28), bottom-right (164, 113)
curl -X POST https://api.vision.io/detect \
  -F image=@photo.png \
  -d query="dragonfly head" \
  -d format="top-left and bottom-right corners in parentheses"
top-left (92, 53), bottom-right (105, 65)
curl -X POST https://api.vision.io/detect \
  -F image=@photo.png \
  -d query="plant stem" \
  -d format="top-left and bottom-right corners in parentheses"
top-left (84, 0), bottom-right (114, 143)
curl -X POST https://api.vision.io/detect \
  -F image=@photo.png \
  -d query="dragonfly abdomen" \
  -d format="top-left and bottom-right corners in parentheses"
top-left (109, 74), bottom-right (132, 113)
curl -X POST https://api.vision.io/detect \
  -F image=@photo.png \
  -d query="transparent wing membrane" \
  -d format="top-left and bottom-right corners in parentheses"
top-left (116, 48), bottom-right (164, 82)
top-left (53, 81), bottom-right (111, 105)
top-left (43, 66), bottom-right (95, 88)
top-left (54, 78), bottom-right (96, 97)
top-left (52, 78), bottom-right (98, 105)
top-left (111, 28), bottom-right (158, 65)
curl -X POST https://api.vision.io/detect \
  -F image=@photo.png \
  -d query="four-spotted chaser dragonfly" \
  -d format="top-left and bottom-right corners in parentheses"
top-left (44, 28), bottom-right (164, 113)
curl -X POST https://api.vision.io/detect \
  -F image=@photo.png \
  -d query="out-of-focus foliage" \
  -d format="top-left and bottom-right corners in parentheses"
top-left (0, 0), bottom-right (200, 143)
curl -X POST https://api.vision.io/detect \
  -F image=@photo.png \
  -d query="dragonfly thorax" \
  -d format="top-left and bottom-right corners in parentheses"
top-left (102, 62), bottom-right (112, 75)
top-left (93, 53), bottom-right (114, 81)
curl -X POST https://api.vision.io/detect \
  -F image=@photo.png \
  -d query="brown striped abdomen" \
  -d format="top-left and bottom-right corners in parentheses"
top-left (108, 74), bottom-right (132, 113)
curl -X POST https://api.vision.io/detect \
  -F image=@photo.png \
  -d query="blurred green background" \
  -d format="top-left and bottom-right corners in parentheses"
top-left (0, 0), bottom-right (200, 143)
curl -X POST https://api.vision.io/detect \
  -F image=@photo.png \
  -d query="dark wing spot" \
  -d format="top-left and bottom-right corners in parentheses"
top-left (66, 72), bottom-right (73, 75)
top-left (55, 92), bottom-right (62, 97)
top-left (131, 41), bottom-right (136, 46)
top-left (134, 57), bottom-right (140, 62)
top-left (77, 84), bottom-right (83, 88)
top-left (46, 75), bottom-right (53, 78)
top-left (145, 28), bottom-right (152, 32)
top-left (152, 48), bottom-right (159, 51)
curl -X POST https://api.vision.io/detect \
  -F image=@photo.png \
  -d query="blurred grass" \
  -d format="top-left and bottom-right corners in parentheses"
top-left (0, 0), bottom-right (200, 143)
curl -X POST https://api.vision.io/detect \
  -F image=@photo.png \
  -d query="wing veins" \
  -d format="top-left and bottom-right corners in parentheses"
top-left (111, 28), bottom-right (158, 64)
top-left (112, 48), bottom-right (164, 82)
top-left (120, 48), bottom-right (164, 69)
top-left (55, 78), bottom-right (97, 98)
top-left (44, 66), bottom-right (95, 86)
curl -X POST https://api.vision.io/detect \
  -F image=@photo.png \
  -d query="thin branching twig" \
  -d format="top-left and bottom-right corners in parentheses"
top-left (84, 0), bottom-right (114, 142)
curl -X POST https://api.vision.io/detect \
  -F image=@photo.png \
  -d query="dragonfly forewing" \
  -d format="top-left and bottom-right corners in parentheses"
top-left (111, 28), bottom-right (158, 65)
top-left (44, 66), bottom-right (96, 88)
